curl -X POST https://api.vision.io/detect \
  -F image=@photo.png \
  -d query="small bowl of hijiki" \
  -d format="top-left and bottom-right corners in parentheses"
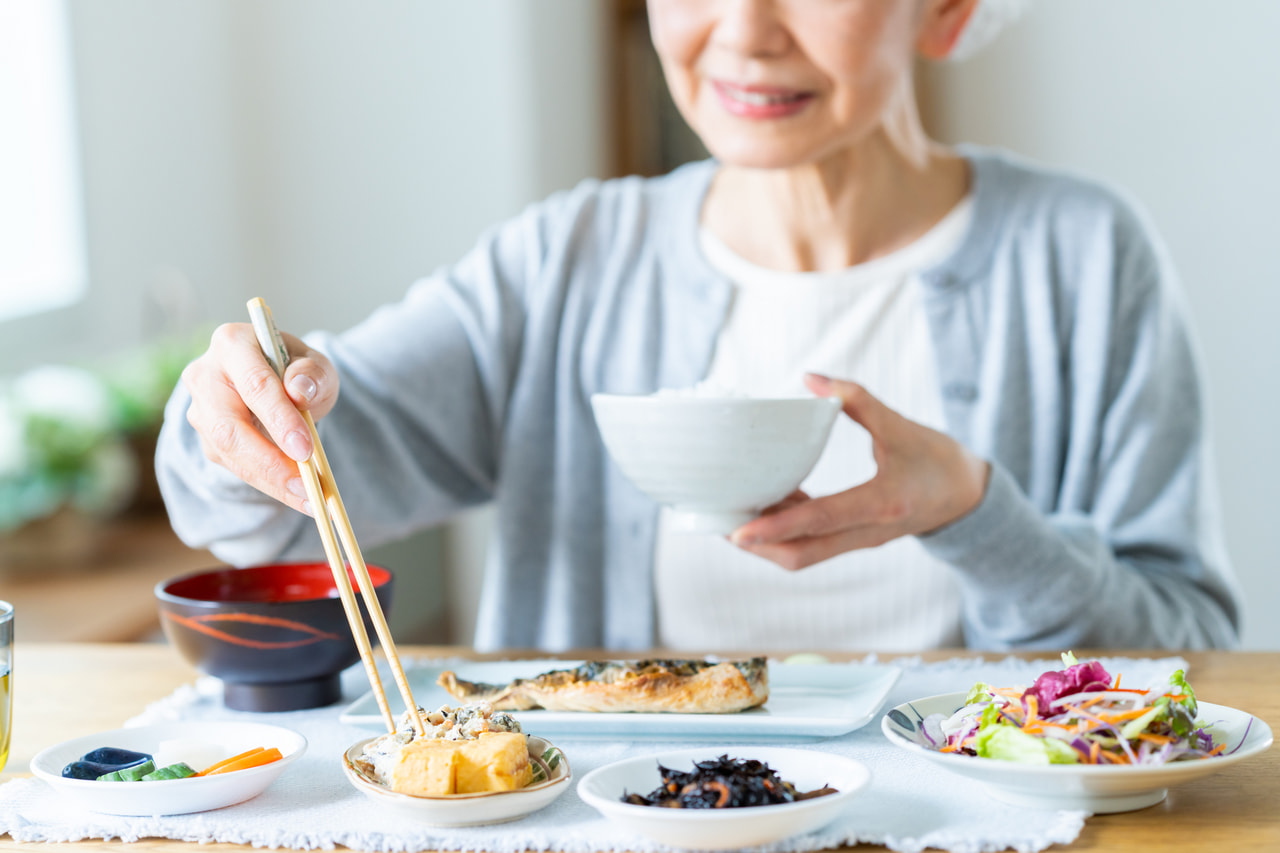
top-left (576, 748), bottom-right (869, 851)
top-left (30, 720), bottom-right (306, 815)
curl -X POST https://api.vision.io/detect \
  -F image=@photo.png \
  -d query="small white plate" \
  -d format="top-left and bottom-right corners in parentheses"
top-left (341, 735), bottom-right (571, 826)
top-left (577, 747), bottom-right (869, 850)
top-left (881, 692), bottom-right (1273, 813)
top-left (340, 660), bottom-right (901, 741)
top-left (30, 721), bottom-right (307, 816)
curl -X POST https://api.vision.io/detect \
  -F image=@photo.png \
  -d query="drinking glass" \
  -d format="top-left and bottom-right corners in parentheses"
top-left (0, 601), bottom-right (11, 773)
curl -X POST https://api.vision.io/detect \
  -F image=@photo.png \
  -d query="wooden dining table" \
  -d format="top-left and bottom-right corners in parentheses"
top-left (1, 644), bottom-right (1276, 852)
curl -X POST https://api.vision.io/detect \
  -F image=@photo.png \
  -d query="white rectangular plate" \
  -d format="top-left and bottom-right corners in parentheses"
top-left (339, 660), bottom-right (901, 740)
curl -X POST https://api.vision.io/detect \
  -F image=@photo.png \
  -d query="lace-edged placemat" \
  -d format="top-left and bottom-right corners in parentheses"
top-left (0, 653), bottom-right (1188, 853)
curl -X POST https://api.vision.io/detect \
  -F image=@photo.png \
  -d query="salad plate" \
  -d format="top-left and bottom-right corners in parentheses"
top-left (882, 692), bottom-right (1272, 813)
top-left (577, 746), bottom-right (869, 850)
top-left (341, 734), bottom-right (571, 826)
top-left (30, 721), bottom-right (307, 816)
top-left (340, 659), bottom-right (901, 740)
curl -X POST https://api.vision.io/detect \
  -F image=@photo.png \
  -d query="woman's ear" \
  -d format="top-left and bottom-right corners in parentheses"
top-left (916, 0), bottom-right (982, 61)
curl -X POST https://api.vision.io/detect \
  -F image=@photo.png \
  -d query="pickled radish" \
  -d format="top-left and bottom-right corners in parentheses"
top-left (154, 738), bottom-right (228, 773)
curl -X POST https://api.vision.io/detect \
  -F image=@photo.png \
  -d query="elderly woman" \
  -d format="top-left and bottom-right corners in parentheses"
top-left (156, 0), bottom-right (1241, 652)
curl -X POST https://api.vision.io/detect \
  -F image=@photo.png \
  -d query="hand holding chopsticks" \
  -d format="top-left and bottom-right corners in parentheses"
top-left (246, 297), bottom-right (425, 736)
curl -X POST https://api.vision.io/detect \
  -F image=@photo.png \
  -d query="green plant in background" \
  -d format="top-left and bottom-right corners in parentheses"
top-left (0, 329), bottom-right (210, 532)
top-left (99, 333), bottom-right (211, 435)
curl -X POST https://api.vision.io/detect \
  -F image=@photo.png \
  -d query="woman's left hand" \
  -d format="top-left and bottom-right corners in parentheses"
top-left (729, 373), bottom-right (990, 571)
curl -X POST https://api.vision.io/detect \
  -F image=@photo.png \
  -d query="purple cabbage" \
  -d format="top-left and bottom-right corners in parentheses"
top-left (1022, 660), bottom-right (1112, 709)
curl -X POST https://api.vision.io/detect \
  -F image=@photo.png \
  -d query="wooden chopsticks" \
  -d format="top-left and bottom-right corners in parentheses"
top-left (247, 297), bottom-right (425, 736)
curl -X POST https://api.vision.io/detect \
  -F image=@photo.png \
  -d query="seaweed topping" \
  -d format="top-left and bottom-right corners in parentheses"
top-left (621, 754), bottom-right (836, 808)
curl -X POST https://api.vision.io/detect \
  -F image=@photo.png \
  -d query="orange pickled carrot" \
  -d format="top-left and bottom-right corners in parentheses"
top-left (206, 747), bottom-right (283, 775)
top-left (195, 747), bottom-right (266, 776)
top-left (1137, 733), bottom-right (1174, 745)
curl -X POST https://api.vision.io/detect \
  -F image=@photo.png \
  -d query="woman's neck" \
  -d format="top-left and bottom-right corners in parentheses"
top-left (702, 134), bottom-right (970, 273)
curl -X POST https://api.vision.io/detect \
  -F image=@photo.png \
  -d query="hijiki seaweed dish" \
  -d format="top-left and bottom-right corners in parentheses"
top-left (622, 754), bottom-right (837, 808)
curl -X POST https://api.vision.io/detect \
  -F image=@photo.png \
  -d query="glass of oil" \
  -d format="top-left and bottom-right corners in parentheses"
top-left (0, 601), bottom-right (10, 772)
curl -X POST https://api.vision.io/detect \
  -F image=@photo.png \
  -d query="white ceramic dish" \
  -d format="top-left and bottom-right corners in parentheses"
top-left (881, 692), bottom-right (1273, 813)
top-left (577, 747), bottom-right (869, 850)
top-left (340, 660), bottom-right (901, 740)
top-left (30, 721), bottom-right (307, 816)
top-left (591, 393), bottom-right (841, 533)
top-left (342, 734), bottom-right (571, 826)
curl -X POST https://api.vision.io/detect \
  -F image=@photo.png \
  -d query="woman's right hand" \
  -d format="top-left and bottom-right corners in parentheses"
top-left (180, 322), bottom-right (340, 515)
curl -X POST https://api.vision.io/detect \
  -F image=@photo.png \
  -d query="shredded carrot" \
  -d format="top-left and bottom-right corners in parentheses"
top-left (1137, 733), bottom-right (1174, 745)
top-left (1063, 704), bottom-right (1112, 728)
top-left (1097, 707), bottom-right (1156, 723)
top-left (195, 747), bottom-right (267, 776)
top-left (205, 747), bottom-right (283, 775)
top-left (1021, 695), bottom-right (1040, 729)
top-left (1099, 749), bottom-right (1131, 765)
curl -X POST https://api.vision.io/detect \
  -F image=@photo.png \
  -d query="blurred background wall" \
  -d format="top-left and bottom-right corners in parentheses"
top-left (919, 0), bottom-right (1280, 649)
top-left (2, 0), bottom-right (1276, 648)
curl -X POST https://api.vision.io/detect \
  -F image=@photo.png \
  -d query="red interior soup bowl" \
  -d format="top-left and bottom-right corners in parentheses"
top-left (156, 562), bottom-right (394, 712)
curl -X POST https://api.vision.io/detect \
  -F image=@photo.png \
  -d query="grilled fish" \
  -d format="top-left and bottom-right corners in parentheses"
top-left (436, 658), bottom-right (769, 714)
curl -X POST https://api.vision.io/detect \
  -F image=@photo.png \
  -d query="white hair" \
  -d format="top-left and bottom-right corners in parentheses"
top-left (947, 0), bottom-right (1029, 61)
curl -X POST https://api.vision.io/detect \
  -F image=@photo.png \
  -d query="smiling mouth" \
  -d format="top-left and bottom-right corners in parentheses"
top-left (712, 81), bottom-right (815, 116)
top-left (720, 87), bottom-right (808, 106)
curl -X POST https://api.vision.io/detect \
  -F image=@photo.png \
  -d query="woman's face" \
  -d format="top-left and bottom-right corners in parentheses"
top-left (648, 0), bottom-right (924, 169)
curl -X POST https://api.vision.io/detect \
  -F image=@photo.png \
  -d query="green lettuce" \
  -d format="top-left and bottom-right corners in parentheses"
top-left (964, 681), bottom-right (994, 706)
top-left (974, 725), bottom-right (1079, 764)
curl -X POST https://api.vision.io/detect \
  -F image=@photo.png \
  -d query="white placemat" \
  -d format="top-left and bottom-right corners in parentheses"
top-left (0, 654), bottom-right (1188, 853)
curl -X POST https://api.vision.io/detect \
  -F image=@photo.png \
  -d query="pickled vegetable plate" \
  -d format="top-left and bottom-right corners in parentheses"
top-left (30, 721), bottom-right (306, 816)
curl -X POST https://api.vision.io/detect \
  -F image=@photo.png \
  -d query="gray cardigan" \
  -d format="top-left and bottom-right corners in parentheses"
top-left (156, 147), bottom-right (1243, 652)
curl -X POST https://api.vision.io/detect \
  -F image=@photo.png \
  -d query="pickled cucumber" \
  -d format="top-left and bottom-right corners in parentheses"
top-left (97, 760), bottom-right (155, 781)
top-left (140, 763), bottom-right (197, 781)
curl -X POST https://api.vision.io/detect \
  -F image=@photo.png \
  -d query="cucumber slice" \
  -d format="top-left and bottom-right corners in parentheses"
top-left (141, 762), bottom-right (197, 781)
top-left (117, 760), bottom-right (155, 781)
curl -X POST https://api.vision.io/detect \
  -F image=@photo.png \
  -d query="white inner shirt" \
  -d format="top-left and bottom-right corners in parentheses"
top-left (653, 197), bottom-right (974, 652)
